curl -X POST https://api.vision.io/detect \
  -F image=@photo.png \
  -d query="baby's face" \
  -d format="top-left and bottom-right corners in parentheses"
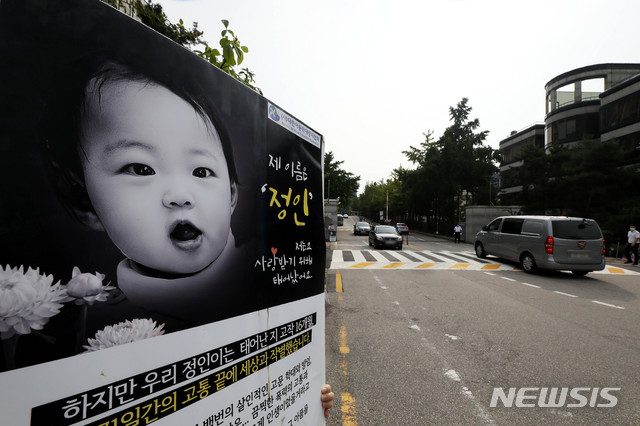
top-left (79, 79), bottom-right (235, 274)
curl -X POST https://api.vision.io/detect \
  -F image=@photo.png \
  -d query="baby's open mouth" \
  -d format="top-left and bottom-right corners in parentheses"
top-left (170, 222), bottom-right (203, 249)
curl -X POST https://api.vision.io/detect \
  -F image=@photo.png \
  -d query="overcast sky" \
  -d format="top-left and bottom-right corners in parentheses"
top-left (158, 0), bottom-right (640, 192)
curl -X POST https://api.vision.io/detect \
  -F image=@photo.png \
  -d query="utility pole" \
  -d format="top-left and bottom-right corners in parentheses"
top-left (386, 190), bottom-right (389, 222)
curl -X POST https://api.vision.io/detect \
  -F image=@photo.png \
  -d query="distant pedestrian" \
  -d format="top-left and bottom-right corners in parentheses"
top-left (624, 224), bottom-right (639, 265)
top-left (453, 224), bottom-right (462, 244)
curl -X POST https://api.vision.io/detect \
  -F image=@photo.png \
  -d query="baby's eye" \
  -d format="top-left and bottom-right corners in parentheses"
top-left (193, 167), bottom-right (215, 178)
top-left (122, 163), bottom-right (156, 176)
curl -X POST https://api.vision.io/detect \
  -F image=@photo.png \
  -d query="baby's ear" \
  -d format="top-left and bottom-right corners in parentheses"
top-left (230, 180), bottom-right (238, 213)
top-left (75, 209), bottom-right (105, 232)
top-left (62, 169), bottom-right (105, 231)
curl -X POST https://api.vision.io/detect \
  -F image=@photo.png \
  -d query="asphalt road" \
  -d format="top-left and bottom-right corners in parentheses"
top-left (324, 218), bottom-right (640, 425)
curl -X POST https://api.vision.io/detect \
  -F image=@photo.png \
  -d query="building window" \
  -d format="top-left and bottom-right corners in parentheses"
top-left (549, 113), bottom-right (599, 144)
top-left (500, 134), bottom-right (544, 164)
top-left (601, 91), bottom-right (640, 133)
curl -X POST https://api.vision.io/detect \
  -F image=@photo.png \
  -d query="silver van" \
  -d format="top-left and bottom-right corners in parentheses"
top-left (474, 215), bottom-right (605, 275)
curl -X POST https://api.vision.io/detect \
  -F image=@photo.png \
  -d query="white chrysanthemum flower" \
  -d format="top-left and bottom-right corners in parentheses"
top-left (66, 266), bottom-right (114, 305)
top-left (0, 265), bottom-right (68, 340)
top-left (84, 319), bottom-right (165, 352)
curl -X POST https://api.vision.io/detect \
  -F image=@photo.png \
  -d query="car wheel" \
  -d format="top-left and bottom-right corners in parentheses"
top-left (572, 270), bottom-right (589, 276)
top-left (475, 243), bottom-right (486, 258)
top-left (521, 253), bottom-right (537, 274)
top-left (398, 244), bottom-right (402, 250)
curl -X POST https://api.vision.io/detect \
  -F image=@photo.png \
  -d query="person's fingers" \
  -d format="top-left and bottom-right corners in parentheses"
top-left (321, 384), bottom-right (334, 417)
top-left (321, 384), bottom-right (333, 400)
top-left (322, 393), bottom-right (334, 407)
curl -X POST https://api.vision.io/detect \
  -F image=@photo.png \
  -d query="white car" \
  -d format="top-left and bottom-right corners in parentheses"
top-left (395, 223), bottom-right (409, 234)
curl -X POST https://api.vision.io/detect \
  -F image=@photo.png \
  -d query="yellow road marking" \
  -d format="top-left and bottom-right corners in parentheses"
top-left (416, 262), bottom-right (437, 269)
top-left (350, 262), bottom-right (376, 268)
top-left (382, 262), bottom-right (406, 269)
top-left (341, 392), bottom-right (358, 425)
top-left (451, 263), bottom-right (471, 269)
top-left (339, 325), bottom-right (350, 354)
top-left (336, 273), bottom-right (343, 292)
top-left (607, 267), bottom-right (625, 274)
top-left (337, 291), bottom-right (357, 424)
top-left (481, 264), bottom-right (501, 270)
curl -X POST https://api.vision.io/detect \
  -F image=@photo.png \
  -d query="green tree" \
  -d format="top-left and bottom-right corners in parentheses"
top-left (355, 175), bottom-right (407, 223)
top-left (324, 152), bottom-right (360, 211)
top-left (438, 98), bottom-right (500, 220)
top-left (399, 131), bottom-right (444, 230)
top-left (100, 0), bottom-right (259, 92)
top-left (400, 99), bottom-right (499, 232)
top-left (392, 166), bottom-right (426, 225)
top-left (357, 180), bottom-right (388, 221)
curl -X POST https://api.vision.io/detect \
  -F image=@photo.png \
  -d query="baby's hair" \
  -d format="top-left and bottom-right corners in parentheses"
top-left (44, 58), bottom-right (238, 225)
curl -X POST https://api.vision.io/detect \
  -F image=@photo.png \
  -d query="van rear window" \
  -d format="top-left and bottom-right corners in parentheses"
top-left (552, 220), bottom-right (602, 239)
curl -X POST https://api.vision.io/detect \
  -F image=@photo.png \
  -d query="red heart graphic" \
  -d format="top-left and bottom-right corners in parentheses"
top-left (271, 247), bottom-right (278, 256)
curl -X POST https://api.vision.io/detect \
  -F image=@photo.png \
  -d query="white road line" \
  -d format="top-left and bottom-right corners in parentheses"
top-left (351, 250), bottom-right (367, 263)
top-left (521, 283), bottom-right (541, 288)
top-left (440, 250), bottom-right (479, 262)
top-left (592, 301), bottom-right (625, 310)
top-left (444, 369), bottom-right (461, 381)
top-left (483, 272), bottom-right (496, 276)
top-left (376, 272), bottom-right (496, 424)
top-left (368, 250), bottom-right (392, 263)
top-left (554, 291), bottom-right (579, 298)
top-left (501, 277), bottom-right (516, 282)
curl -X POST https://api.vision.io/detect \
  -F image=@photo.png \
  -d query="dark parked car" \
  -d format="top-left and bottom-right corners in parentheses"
top-left (369, 225), bottom-right (403, 250)
top-left (395, 222), bottom-right (409, 234)
top-left (353, 221), bottom-right (371, 235)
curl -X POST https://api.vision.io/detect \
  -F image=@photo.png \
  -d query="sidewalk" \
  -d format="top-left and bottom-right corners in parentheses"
top-left (605, 256), bottom-right (639, 272)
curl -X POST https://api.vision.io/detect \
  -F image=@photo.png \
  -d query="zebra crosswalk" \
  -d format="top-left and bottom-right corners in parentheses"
top-left (329, 249), bottom-right (638, 275)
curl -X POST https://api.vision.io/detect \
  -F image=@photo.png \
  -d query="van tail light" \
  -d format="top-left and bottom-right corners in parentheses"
top-left (602, 238), bottom-right (606, 256)
top-left (544, 236), bottom-right (554, 254)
